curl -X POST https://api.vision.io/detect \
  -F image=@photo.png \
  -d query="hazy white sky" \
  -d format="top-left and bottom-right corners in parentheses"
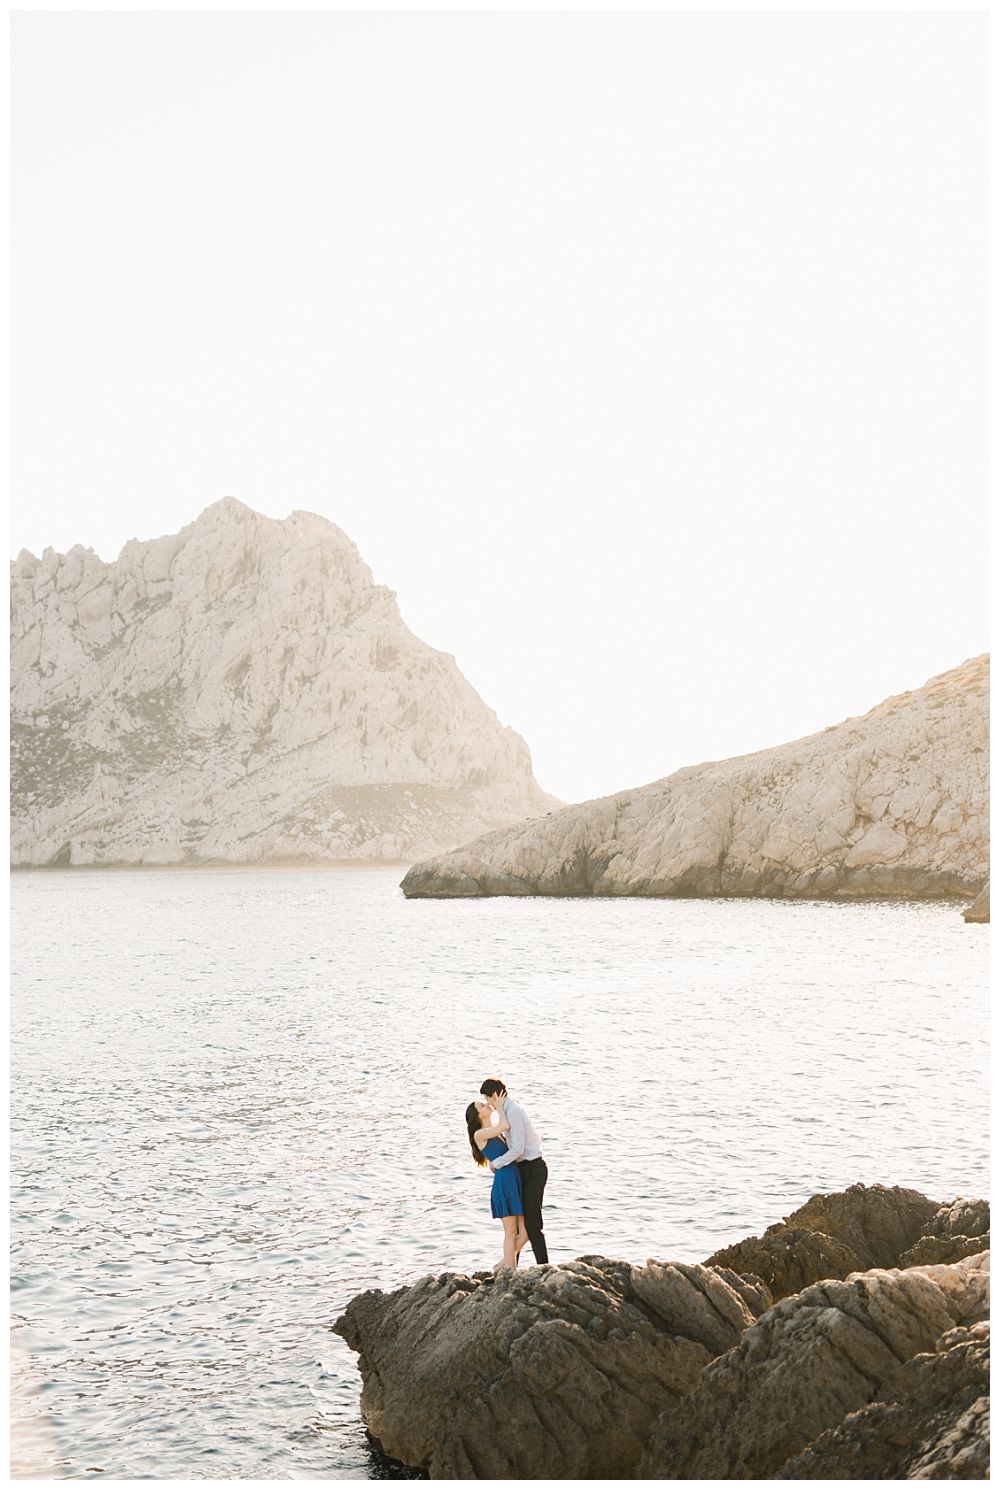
top-left (11, 11), bottom-right (989, 804)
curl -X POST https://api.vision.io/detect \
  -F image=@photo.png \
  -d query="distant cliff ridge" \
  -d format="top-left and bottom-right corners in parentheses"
top-left (10, 499), bottom-right (557, 866)
top-left (401, 655), bottom-right (989, 900)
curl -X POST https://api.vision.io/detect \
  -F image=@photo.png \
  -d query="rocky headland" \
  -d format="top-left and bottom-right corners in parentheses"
top-left (401, 656), bottom-right (989, 904)
top-left (334, 1183), bottom-right (990, 1480)
top-left (11, 499), bottom-right (557, 866)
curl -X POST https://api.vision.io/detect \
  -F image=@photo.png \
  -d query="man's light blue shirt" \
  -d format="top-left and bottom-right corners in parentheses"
top-left (491, 1097), bottom-right (543, 1169)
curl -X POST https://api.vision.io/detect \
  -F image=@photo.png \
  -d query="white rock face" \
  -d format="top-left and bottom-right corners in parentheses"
top-left (402, 655), bottom-right (989, 899)
top-left (11, 499), bottom-right (557, 866)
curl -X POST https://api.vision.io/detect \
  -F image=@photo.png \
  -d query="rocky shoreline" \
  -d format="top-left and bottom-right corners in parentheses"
top-left (334, 1184), bottom-right (989, 1480)
top-left (401, 656), bottom-right (989, 904)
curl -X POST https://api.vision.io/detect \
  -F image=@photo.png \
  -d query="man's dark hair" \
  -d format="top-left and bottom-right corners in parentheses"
top-left (480, 1077), bottom-right (507, 1099)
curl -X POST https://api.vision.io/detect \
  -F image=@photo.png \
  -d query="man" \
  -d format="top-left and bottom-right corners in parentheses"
top-left (480, 1078), bottom-right (548, 1263)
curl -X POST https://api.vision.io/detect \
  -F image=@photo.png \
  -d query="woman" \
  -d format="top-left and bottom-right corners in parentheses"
top-left (465, 1093), bottom-right (529, 1269)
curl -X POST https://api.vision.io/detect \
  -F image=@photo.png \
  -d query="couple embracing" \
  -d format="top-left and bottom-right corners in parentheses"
top-left (465, 1078), bottom-right (549, 1269)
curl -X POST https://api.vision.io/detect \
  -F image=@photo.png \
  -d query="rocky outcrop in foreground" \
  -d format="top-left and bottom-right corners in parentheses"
top-left (337, 1258), bottom-right (771, 1478)
top-left (402, 656), bottom-right (989, 900)
top-left (11, 500), bottom-right (556, 865)
top-left (640, 1252), bottom-right (988, 1479)
top-left (776, 1321), bottom-right (988, 1480)
top-left (334, 1185), bottom-right (989, 1480)
top-left (702, 1184), bottom-right (989, 1299)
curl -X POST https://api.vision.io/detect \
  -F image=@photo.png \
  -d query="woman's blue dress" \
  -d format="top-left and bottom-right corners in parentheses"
top-left (482, 1137), bottom-right (523, 1219)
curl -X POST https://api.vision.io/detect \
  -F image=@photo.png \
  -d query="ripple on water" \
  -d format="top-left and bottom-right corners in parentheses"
top-left (10, 869), bottom-right (990, 1478)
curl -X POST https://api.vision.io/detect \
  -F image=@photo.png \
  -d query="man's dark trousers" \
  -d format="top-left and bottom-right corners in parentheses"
top-left (517, 1156), bottom-right (549, 1262)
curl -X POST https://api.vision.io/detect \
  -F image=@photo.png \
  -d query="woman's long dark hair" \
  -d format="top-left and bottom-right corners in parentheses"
top-left (465, 1103), bottom-right (487, 1166)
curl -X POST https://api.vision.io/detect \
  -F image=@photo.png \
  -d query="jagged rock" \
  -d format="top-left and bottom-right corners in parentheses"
top-left (637, 1252), bottom-right (990, 1479)
top-left (10, 500), bottom-right (557, 865)
top-left (401, 656), bottom-right (989, 900)
top-left (962, 880), bottom-right (990, 922)
top-left (900, 1199), bottom-right (990, 1269)
top-left (705, 1183), bottom-right (939, 1300)
top-left (334, 1189), bottom-right (989, 1479)
top-left (782, 1183), bottom-right (941, 1270)
top-left (706, 1224), bottom-right (864, 1302)
top-left (776, 1322), bottom-right (989, 1479)
top-left (333, 1256), bottom-right (771, 1479)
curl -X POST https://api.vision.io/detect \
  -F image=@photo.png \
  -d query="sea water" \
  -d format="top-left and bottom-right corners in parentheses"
top-left (10, 868), bottom-right (989, 1478)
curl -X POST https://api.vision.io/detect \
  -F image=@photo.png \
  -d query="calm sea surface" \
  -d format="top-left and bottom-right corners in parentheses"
top-left (10, 868), bottom-right (990, 1479)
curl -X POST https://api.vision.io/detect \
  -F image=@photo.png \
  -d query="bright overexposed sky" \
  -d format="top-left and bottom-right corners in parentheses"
top-left (11, 11), bottom-right (989, 804)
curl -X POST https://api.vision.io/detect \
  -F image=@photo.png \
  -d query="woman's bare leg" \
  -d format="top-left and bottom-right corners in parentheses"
top-left (501, 1215), bottom-right (519, 1268)
top-left (514, 1217), bottom-right (529, 1260)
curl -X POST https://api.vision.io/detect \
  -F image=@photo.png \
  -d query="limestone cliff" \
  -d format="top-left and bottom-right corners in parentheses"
top-left (10, 499), bottom-right (556, 866)
top-left (402, 656), bottom-right (989, 900)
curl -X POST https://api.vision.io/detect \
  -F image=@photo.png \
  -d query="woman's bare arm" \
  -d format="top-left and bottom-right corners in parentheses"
top-left (474, 1120), bottom-right (507, 1147)
top-left (473, 1095), bottom-right (510, 1147)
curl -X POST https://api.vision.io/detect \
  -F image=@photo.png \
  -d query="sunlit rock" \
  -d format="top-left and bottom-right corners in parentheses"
top-left (334, 1257), bottom-right (771, 1479)
top-left (704, 1182), bottom-right (937, 1301)
top-left (11, 499), bottom-right (558, 866)
top-left (402, 656), bottom-right (989, 900)
top-left (900, 1198), bottom-right (990, 1268)
top-left (638, 1251), bottom-right (989, 1479)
